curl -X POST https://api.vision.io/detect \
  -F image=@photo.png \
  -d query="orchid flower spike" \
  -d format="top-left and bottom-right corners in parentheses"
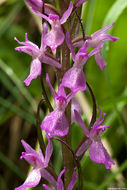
top-left (75, 106), bottom-right (115, 169)
top-left (14, 23), bottom-right (61, 86)
top-left (15, 139), bottom-right (57, 190)
top-left (43, 168), bottom-right (77, 190)
top-left (62, 32), bottom-right (96, 93)
top-left (41, 73), bottom-right (75, 138)
top-left (31, 2), bottom-right (73, 50)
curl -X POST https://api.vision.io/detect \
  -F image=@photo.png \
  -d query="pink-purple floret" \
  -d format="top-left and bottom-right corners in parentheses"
top-left (15, 139), bottom-right (55, 190)
top-left (75, 106), bottom-right (115, 169)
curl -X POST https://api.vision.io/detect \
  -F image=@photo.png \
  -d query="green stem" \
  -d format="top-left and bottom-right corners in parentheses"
top-left (58, 1), bottom-right (75, 189)
top-left (86, 82), bottom-right (97, 129)
top-left (54, 137), bottom-right (83, 190)
top-left (40, 64), bottom-right (53, 112)
top-left (36, 98), bottom-right (46, 156)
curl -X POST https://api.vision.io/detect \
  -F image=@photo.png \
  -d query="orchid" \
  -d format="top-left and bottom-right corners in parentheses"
top-left (75, 106), bottom-right (115, 169)
top-left (41, 74), bottom-right (75, 138)
top-left (43, 168), bottom-right (77, 190)
top-left (73, 23), bottom-right (119, 70)
top-left (14, 23), bottom-right (61, 86)
top-left (13, 0), bottom-right (119, 189)
top-left (62, 32), bottom-right (97, 93)
top-left (15, 139), bottom-right (57, 190)
top-left (32, 2), bottom-right (73, 50)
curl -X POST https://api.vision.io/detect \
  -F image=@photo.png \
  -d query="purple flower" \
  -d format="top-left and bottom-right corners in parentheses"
top-left (75, 106), bottom-right (115, 169)
top-left (43, 168), bottom-right (77, 190)
top-left (15, 139), bottom-right (57, 190)
top-left (14, 23), bottom-right (61, 86)
top-left (32, 2), bottom-right (73, 50)
top-left (62, 32), bottom-right (96, 93)
top-left (74, 23), bottom-right (119, 70)
top-left (41, 74), bottom-right (75, 138)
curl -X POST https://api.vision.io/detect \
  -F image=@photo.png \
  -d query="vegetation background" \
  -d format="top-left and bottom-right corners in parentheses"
top-left (0, 0), bottom-right (127, 189)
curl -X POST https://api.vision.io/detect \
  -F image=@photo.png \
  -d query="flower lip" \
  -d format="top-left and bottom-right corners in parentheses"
top-left (49, 14), bottom-right (59, 21)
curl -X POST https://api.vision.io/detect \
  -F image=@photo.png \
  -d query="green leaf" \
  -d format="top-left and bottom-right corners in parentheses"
top-left (103, 0), bottom-right (127, 26)
top-left (0, 59), bottom-right (37, 112)
top-left (0, 97), bottom-right (36, 124)
top-left (0, 151), bottom-right (25, 180)
top-left (0, 1), bottom-right (24, 38)
top-left (0, 70), bottom-right (29, 111)
top-left (97, 160), bottom-right (127, 190)
top-left (102, 0), bottom-right (127, 145)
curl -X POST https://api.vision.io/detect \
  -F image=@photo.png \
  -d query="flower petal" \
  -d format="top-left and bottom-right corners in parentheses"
top-left (40, 22), bottom-right (48, 51)
top-left (44, 28), bottom-right (65, 51)
top-left (21, 140), bottom-right (38, 155)
top-left (71, 98), bottom-right (81, 124)
top-left (66, 32), bottom-right (75, 61)
top-left (41, 110), bottom-right (69, 138)
top-left (92, 23), bottom-right (115, 38)
top-left (26, 0), bottom-right (43, 12)
top-left (15, 169), bottom-right (41, 190)
top-left (99, 34), bottom-right (119, 42)
top-left (46, 73), bottom-right (57, 99)
top-left (20, 152), bottom-right (43, 167)
top-left (57, 169), bottom-right (65, 190)
top-left (75, 0), bottom-right (88, 7)
top-left (62, 67), bottom-right (86, 93)
top-left (14, 34), bottom-right (39, 57)
top-left (94, 50), bottom-right (106, 70)
top-left (67, 170), bottom-right (77, 190)
top-left (74, 110), bottom-right (89, 136)
top-left (24, 58), bottom-right (41, 86)
top-left (45, 138), bottom-right (53, 166)
top-left (60, 2), bottom-right (73, 24)
top-left (76, 139), bottom-right (92, 157)
top-left (31, 9), bottom-right (51, 23)
top-left (41, 169), bottom-right (57, 188)
top-left (41, 54), bottom-right (61, 69)
top-left (89, 140), bottom-right (115, 169)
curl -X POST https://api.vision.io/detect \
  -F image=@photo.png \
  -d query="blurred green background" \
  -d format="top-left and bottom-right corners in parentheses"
top-left (0, 0), bottom-right (127, 189)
